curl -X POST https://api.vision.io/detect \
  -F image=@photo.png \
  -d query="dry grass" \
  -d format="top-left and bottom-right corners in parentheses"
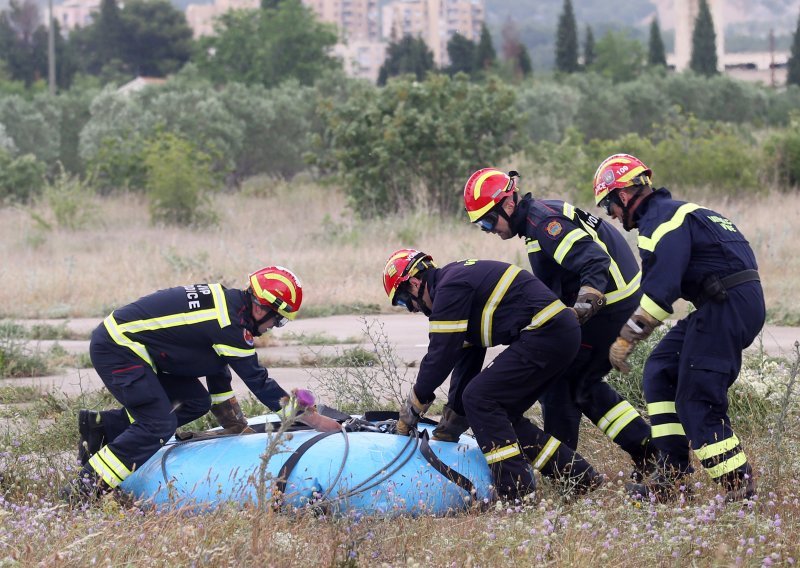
top-left (1, 178), bottom-right (796, 323)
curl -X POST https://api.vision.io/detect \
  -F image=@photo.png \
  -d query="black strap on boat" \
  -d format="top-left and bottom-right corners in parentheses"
top-left (275, 430), bottom-right (341, 495)
top-left (363, 410), bottom-right (438, 426)
top-left (417, 429), bottom-right (475, 496)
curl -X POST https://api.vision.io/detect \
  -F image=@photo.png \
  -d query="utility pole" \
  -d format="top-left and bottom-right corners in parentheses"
top-left (48, 0), bottom-right (56, 95)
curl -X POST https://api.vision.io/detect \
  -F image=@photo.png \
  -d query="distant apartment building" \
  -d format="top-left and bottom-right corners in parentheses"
top-left (53, 0), bottom-right (100, 32)
top-left (185, 0), bottom-right (259, 38)
top-left (381, 0), bottom-right (484, 67)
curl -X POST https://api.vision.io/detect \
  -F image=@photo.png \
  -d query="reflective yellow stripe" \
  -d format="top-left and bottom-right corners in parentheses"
top-left (103, 315), bottom-right (155, 370)
top-left (605, 406), bottom-right (640, 441)
top-left (429, 320), bottom-right (469, 333)
top-left (481, 265), bottom-right (521, 346)
top-left (553, 228), bottom-right (589, 264)
top-left (638, 203), bottom-right (702, 252)
top-left (532, 436), bottom-right (561, 470)
top-left (126, 409), bottom-right (135, 423)
top-left (694, 434), bottom-right (741, 461)
top-left (706, 451), bottom-right (747, 479)
top-left (597, 401), bottom-right (631, 432)
top-left (89, 445), bottom-right (132, 488)
top-left (524, 299), bottom-right (566, 330)
top-left (484, 442), bottom-right (521, 464)
top-left (210, 283), bottom-right (231, 328)
top-left (119, 310), bottom-right (219, 333)
top-left (641, 294), bottom-right (671, 321)
top-left (562, 202), bottom-right (575, 219)
top-left (606, 271), bottom-right (641, 305)
top-left (526, 240), bottom-right (541, 254)
top-left (213, 344), bottom-right (256, 358)
top-left (647, 401), bottom-right (677, 415)
top-left (652, 423), bottom-right (686, 438)
top-left (210, 391), bottom-right (235, 404)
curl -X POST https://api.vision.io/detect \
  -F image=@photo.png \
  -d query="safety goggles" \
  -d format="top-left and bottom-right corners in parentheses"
top-left (393, 286), bottom-right (416, 312)
top-left (269, 310), bottom-right (288, 328)
top-left (476, 210), bottom-right (500, 232)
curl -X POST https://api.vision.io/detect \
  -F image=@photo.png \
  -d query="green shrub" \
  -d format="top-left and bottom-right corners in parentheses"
top-left (143, 132), bottom-right (219, 226)
top-left (763, 113), bottom-right (800, 188)
top-left (0, 149), bottom-right (46, 204)
top-left (34, 164), bottom-right (98, 230)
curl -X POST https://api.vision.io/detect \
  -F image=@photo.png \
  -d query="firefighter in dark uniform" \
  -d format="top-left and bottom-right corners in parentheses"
top-left (383, 249), bottom-right (603, 500)
top-left (592, 153), bottom-right (765, 501)
top-left (62, 266), bottom-right (338, 502)
top-left (462, 168), bottom-right (656, 478)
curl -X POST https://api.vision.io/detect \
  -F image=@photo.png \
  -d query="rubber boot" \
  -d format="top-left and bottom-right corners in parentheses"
top-left (78, 410), bottom-right (106, 466)
top-left (431, 405), bottom-right (470, 442)
top-left (210, 397), bottom-right (255, 434)
top-left (721, 464), bottom-right (756, 502)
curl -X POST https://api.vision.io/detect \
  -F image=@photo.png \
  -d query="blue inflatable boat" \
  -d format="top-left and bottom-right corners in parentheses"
top-left (120, 413), bottom-right (494, 517)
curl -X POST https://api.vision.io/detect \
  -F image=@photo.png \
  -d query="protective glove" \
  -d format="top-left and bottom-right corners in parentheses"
top-left (431, 405), bottom-right (470, 442)
top-left (210, 396), bottom-right (255, 434)
top-left (396, 388), bottom-right (432, 435)
top-left (619, 307), bottom-right (661, 343)
top-left (609, 337), bottom-right (636, 374)
top-left (573, 286), bottom-right (606, 325)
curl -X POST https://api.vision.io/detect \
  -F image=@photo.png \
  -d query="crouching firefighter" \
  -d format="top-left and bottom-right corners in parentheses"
top-left (592, 153), bottom-right (765, 502)
top-left (63, 266), bottom-right (339, 504)
top-left (383, 249), bottom-right (604, 501)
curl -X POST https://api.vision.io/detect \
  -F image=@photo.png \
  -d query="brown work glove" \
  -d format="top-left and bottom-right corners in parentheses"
top-left (609, 337), bottom-right (636, 374)
top-left (397, 389), bottom-right (432, 435)
top-left (573, 286), bottom-right (606, 325)
top-left (431, 405), bottom-right (470, 442)
top-left (619, 307), bottom-right (661, 343)
top-left (210, 396), bottom-right (255, 434)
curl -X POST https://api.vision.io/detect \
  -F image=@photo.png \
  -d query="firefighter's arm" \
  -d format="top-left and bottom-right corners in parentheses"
top-left (609, 306), bottom-right (661, 373)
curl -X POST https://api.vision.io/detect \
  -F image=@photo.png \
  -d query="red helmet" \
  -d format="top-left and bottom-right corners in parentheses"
top-left (463, 168), bottom-right (517, 223)
top-left (592, 154), bottom-right (652, 205)
top-left (248, 266), bottom-right (303, 320)
top-left (382, 249), bottom-right (435, 304)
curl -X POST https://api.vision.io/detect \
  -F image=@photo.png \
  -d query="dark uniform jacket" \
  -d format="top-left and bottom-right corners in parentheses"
top-left (99, 283), bottom-right (288, 410)
top-left (510, 194), bottom-right (641, 313)
top-left (632, 188), bottom-right (760, 322)
top-left (413, 259), bottom-right (567, 402)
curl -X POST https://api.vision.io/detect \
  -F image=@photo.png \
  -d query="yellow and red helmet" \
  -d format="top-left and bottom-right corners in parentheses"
top-left (382, 249), bottom-right (435, 305)
top-left (248, 266), bottom-right (303, 320)
top-left (463, 168), bottom-right (517, 223)
top-left (592, 154), bottom-right (652, 206)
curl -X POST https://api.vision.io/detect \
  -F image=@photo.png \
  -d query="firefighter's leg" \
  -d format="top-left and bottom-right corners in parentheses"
top-left (539, 377), bottom-right (582, 450)
top-left (677, 299), bottom-right (761, 501)
top-left (462, 313), bottom-right (581, 500)
top-left (512, 416), bottom-right (602, 494)
top-left (569, 313), bottom-right (655, 477)
top-left (159, 374), bottom-right (212, 427)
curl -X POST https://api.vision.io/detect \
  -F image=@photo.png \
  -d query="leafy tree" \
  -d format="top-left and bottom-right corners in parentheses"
top-left (501, 19), bottom-right (532, 79)
top-left (555, 0), bottom-right (578, 73)
top-left (583, 25), bottom-right (595, 67)
top-left (690, 0), bottom-right (718, 76)
top-left (446, 32), bottom-right (476, 76)
top-left (589, 30), bottom-right (645, 83)
top-left (648, 17), bottom-right (667, 67)
top-left (377, 35), bottom-right (435, 86)
top-left (517, 45), bottom-right (533, 78)
top-left (475, 23), bottom-right (496, 70)
top-left (318, 74), bottom-right (520, 216)
top-left (198, 0), bottom-right (340, 87)
top-left (118, 0), bottom-right (193, 76)
top-left (788, 11), bottom-right (800, 87)
top-left (0, 0), bottom-right (39, 86)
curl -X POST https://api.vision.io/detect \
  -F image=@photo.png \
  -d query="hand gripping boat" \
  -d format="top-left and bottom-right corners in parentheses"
top-left (120, 412), bottom-right (494, 517)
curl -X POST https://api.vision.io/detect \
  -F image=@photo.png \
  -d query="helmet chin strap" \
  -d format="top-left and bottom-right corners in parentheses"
top-left (618, 187), bottom-right (644, 231)
top-left (415, 277), bottom-right (432, 317)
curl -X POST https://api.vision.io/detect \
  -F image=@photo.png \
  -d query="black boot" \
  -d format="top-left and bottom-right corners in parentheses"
top-left (721, 466), bottom-right (756, 502)
top-left (78, 410), bottom-right (106, 466)
top-left (60, 465), bottom-right (110, 506)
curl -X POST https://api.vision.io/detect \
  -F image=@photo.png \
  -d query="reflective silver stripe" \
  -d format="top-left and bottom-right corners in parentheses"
top-left (648, 401), bottom-right (677, 415)
top-left (210, 391), bottom-right (235, 403)
top-left (103, 314), bottom-right (155, 370)
top-left (606, 271), bottom-right (641, 304)
top-left (430, 320), bottom-right (469, 333)
top-left (484, 442), bottom-right (521, 464)
top-left (213, 344), bottom-right (257, 358)
top-left (524, 299), bottom-right (566, 330)
top-left (526, 240), bottom-right (541, 254)
top-left (598, 401), bottom-right (633, 433)
top-left (118, 310), bottom-right (218, 333)
top-left (605, 406), bottom-right (640, 441)
top-left (562, 202), bottom-right (575, 219)
top-left (651, 423), bottom-right (686, 438)
top-left (532, 436), bottom-right (561, 470)
top-left (480, 265), bottom-right (521, 346)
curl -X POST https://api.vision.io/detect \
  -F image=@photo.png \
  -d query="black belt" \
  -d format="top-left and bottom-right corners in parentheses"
top-left (721, 269), bottom-right (760, 289)
top-left (699, 269), bottom-right (760, 304)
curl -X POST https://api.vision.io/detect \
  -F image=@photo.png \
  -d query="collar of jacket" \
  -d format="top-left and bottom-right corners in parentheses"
top-left (632, 187), bottom-right (669, 225)
top-left (509, 193), bottom-right (533, 237)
